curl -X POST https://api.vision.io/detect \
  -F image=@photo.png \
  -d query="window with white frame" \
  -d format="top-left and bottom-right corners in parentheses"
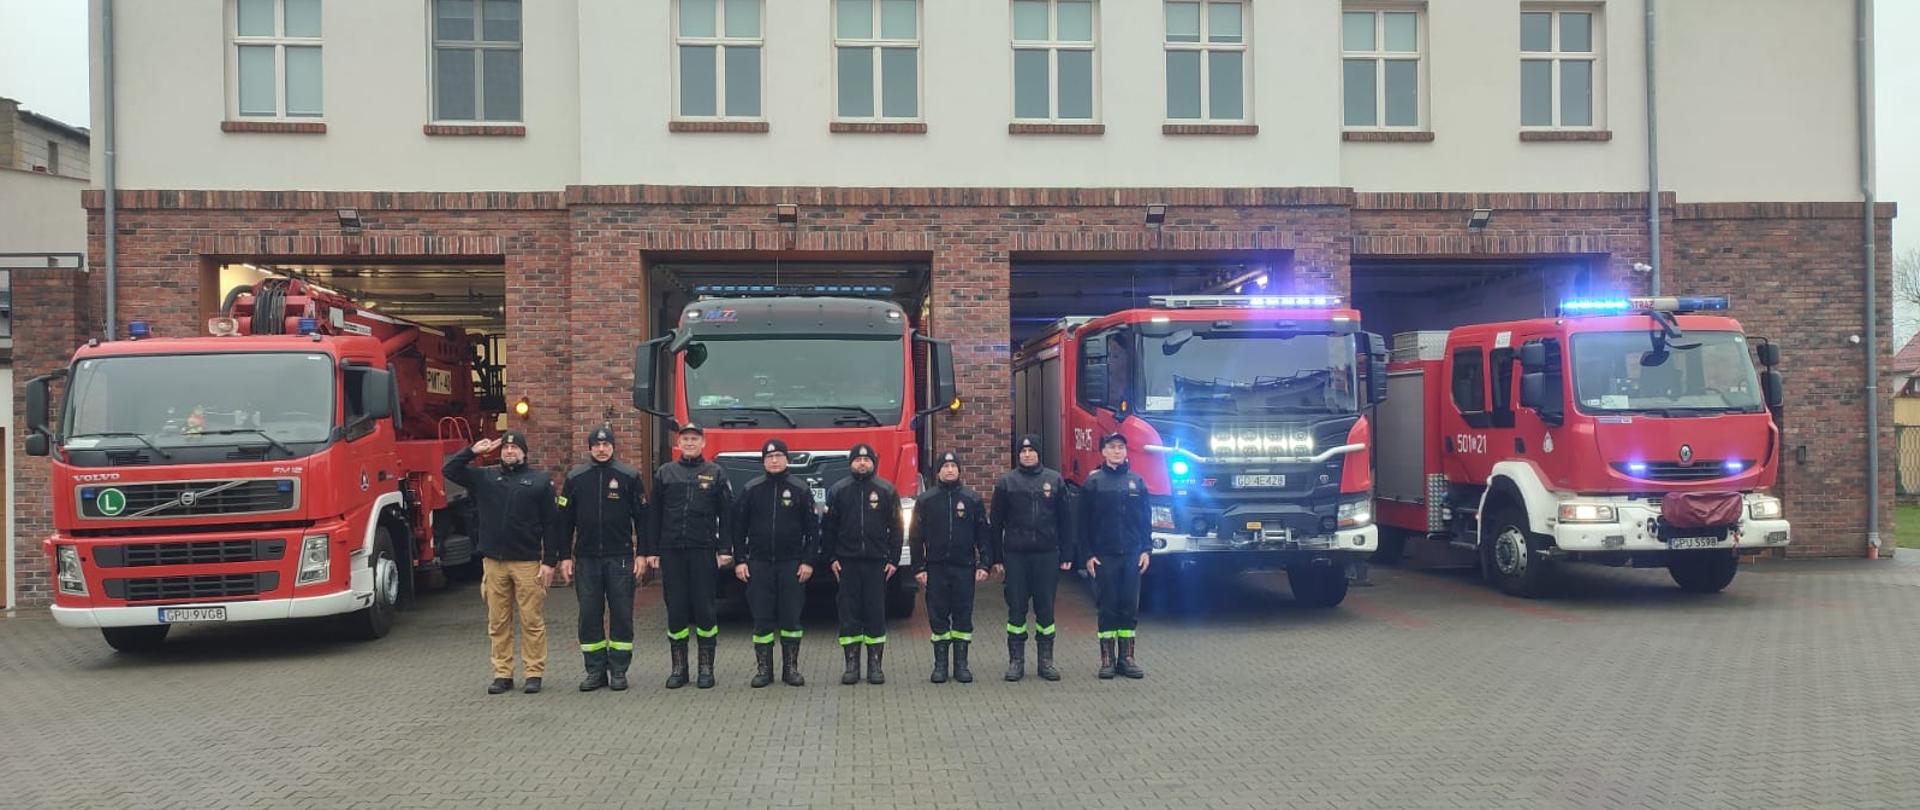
top-left (1341, 6), bottom-right (1422, 129)
top-left (1520, 6), bottom-right (1600, 129)
top-left (432, 0), bottom-right (522, 122)
top-left (676, 0), bottom-right (764, 119)
top-left (230, 0), bottom-right (323, 119)
top-left (1012, 0), bottom-right (1097, 122)
top-left (1163, 0), bottom-right (1246, 121)
top-left (835, 0), bottom-right (921, 120)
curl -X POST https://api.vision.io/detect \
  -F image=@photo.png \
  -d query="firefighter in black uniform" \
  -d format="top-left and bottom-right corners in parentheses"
top-left (729, 439), bottom-right (819, 688)
top-left (990, 434), bottom-right (1074, 682)
top-left (645, 422), bottom-right (733, 690)
top-left (821, 443), bottom-right (902, 686)
top-left (443, 430), bottom-right (562, 695)
top-left (1078, 433), bottom-right (1151, 679)
top-left (555, 425), bottom-right (648, 692)
top-left (908, 450), bottom-right (991, 684)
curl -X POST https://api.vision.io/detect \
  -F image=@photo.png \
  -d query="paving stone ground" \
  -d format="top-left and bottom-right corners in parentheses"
top-left (3, 556), bottom-right (1919, 809)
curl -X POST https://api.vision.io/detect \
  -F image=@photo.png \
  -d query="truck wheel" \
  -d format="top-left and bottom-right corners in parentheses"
top-left (1668, 552), bottom-right (1739, 593)
top-left (885, 579), bottom-right (918, 619)
top-left (101, 625), bottom-right (170, 653)
top-left (1287, 565), bottom-right (1349, 608)
top-left (347, 528), bottom-right (400, 640)
top-left (1481, 505), bottom-right (1553, 598)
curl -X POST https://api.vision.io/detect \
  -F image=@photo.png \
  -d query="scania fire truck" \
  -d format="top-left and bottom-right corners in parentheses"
top-left (26, 277), bottom-right (503, 650)
top-left (1375, 295), bottom-right (1791, 597)
top-left (631, 286), bottom-right (959, 617)
top-left (1012, 295), bottom-right (1389, 608)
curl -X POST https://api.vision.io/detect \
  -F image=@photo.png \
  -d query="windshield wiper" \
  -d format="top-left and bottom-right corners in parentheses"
top-left (193, 428), bottom-right (295, 457)
top-left (787, 405), bottom-right (884, 425)
top-left (67, 432), bottom-right (173, 459)
top-left (712, 406), bottom-right (798, 428)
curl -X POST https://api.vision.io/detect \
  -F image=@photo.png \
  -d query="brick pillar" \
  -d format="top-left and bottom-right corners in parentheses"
top-left (566, 207), bottom-right (650, 470)
top-left (930, 238), bottom-right (1011, 476)
top-left (502, 221), bottom-right (575, 482)
top-left (10, 263), bottom-right (94, 607)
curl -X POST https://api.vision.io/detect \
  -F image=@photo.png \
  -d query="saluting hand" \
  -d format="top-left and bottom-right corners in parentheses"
top-left (471, 437), bottom-right (500, 455)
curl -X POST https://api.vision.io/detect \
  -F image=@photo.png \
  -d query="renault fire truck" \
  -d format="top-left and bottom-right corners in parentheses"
top-left (1012, 295), bottom-right (1389, 608)
top-left (631, 285), bottom-right (959, 617)
top-left (1374, 295), bottom-right (1790, 597)
top-left (26, 277), bottom-right (503, 650)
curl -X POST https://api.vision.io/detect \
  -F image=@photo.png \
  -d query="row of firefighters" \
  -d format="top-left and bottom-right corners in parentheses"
top-left (442, 422), bottom-right (1153, 695)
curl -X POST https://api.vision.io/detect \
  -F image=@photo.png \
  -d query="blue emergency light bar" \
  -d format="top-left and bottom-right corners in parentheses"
top-left (1559, 295), bottom-right (1730, 316)
top-left (693, 284), bottom-right (895, 298)
top-left (1150, 294), bottom-right (1344, 310)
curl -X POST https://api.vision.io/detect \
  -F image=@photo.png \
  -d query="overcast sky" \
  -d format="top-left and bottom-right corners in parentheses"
top-left (0, 1), bottom-right (1914, 276)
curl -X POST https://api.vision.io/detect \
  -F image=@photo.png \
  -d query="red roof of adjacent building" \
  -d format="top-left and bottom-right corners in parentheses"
top-left (1895, 334), bottom-right (1920, 376)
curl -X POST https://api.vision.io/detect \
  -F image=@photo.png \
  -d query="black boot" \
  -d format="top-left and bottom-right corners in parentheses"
top-left (579, 668), bottom-right (607, 692)
top-left (695, 637), bottom-right (716, 690)
top-left (866, 643), bottom-right (886, 685)
top-left (523, 677), bottom-right (543, 694)
top-left (781, 639), bottom-right (806, 687)
top-left (487, 677), bottom-right (513, 695)
top-left (750, 643), bottom-right (774, 689)
top-left (953, 641), bottom-right (974, 683)
top-left (1035, 633), bottom-right (1061, 681)
top-left (1118, 637), bottom-right (1145, 679)
top-left (665, 639), bottom-right (690, 690)
top-left (841, 644), bottom-right (862, 685)
top-left (1098, 637), bottom-right (1117, 680)
top-left (930, 640), bottom-right (950, 684)
top-left (609, 647), bottom-right (632, 692)
top-left (1005, 634), bottom-right (1026, 682)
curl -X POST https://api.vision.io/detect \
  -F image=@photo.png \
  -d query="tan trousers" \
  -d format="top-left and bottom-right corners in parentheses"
top-left (482, 559), bottom-right (548, 678)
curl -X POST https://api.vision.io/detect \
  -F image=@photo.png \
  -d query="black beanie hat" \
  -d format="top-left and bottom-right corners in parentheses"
top-left (935, 451), bottom-right (960, 470)
top-left (500, 430), bottom-right (529, 452)
top-left (760, 438), bottom-right (790, 459)
top-left (587, 426), bottom-right (616, 448)
top-left (850, 443), bottom-right (877, 461)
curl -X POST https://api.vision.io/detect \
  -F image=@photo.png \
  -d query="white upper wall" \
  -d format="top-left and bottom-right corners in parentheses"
top-left (91, 0), bottom-right (1865, 200)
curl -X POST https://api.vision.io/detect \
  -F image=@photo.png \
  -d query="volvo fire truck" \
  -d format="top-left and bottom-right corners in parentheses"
top-left (631, 286), bottom-right (959, 617)
top-left (26, 277), bottom-right (504, 650)
top-left (1374, 295), bottom-right (1790, 597)
top-left (1012, 295), bottom-right (1389, 608)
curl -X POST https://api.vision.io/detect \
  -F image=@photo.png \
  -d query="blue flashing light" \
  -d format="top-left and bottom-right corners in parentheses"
top-left (1724, 460), bottom-right (1746, 474)
top-left (1561, 298), bottom-right (1633, 314)
top-left (276, 480), bottom-right (295, 492)
top-left (1170, 460), bottom-right (1192, 477)
top-left (127, 321), bottom-right (151, 339)
top-left (297, 317), bottom-right (319, 335)
top-left (1560, 295), bottom-right (1732, 316)
top-left (1627, 462), bottom-right (1649, 475)
top-left (81, 487), bottom-right (97, 500)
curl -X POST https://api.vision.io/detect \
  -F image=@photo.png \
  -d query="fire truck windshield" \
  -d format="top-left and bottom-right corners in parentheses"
top-left (61, 352), bottom-right (337, 449)
top-left (1570, 330), bottom-right (1765, 415)
top-left (684, 337), bottom-right (906, 428)
top-left (1139, 331), bottom-right (1359, 416)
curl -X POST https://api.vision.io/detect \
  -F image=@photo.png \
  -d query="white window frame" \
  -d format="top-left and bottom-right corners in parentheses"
top-left (430, 0), bottom-right (524, 124)
top-left (1009, 0), bottom-right (1101, 123)
top-left (672, 0), bottom-right (767, 122)
top-left (832, 0), bottom-right (925, 123)
top-left (1519, 4), bottom-right (1604, 131)
top-left (226, 0), bottom-right (324, 121)
top-left (1161, 0), bottom-right (1251, 124)
top-left (1340, 4), bottom-right (1426, 132)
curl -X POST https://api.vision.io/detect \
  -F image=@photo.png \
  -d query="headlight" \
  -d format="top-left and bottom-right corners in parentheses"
top-left (56, 546), bottom-right (88, 596)
top-left (1338, 497), bottom-right (1373, 529)
top-left (296, 534), bottom-right (331, 586)
top-left (1558, 503), bottom-right (1617, 523)
top-left (1749, 496), bottom-right (1783, 520)
top-left (1151, 505), bottom-right (1175, 530)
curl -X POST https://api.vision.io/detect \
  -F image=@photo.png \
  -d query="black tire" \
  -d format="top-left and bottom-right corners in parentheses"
top-left (1480, 504), bottom-right (1554, 598)
top-left (1286, 565), bottom-right (1350, 608)
top-left (885, 579), bottom-right (917, 619)
top-left (1669, 551), bottom-right (1739, 593)
top-left (347, 528), bottom-right (400, 640)
top-left (101, 625), bottom-right (170, 653)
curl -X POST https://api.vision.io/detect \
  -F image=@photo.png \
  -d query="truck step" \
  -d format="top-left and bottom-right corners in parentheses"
top-left (437, 533), bottom-right (475, 567)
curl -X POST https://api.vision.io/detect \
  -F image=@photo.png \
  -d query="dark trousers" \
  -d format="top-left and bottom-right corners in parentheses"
top-left (659, 548), bottom-right (719, 642)
top-left (746, 559), bottom-right (805, 644)
top-left (575, 555), bottom-right (636, 672)
top-left (1003, 550), bottom-right (1059, 638)
top-left (835, 559), bottom-right (889, 646)
top-left (925, 563), bottom-right (977, 642)
top-left (1093, 552), bottom-right (1142, 637)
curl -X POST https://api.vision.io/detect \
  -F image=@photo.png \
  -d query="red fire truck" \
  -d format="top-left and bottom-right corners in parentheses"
top-left (25, 277), bottom-right (503, 650)
top-left (1012, 295), bottom-right (1389, 608)
top-left (1374, 295), bottom-right (1790, 597)
top-left (631, 286), bottom-right (959, 617)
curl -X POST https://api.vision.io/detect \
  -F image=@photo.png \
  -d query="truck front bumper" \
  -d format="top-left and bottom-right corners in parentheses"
top-left (50, 589), bottom-right (366, 629)
top-left (1152, 523), bottom-right (1377, 555)
top-left (1549, 495), bottom-right (1790, 554)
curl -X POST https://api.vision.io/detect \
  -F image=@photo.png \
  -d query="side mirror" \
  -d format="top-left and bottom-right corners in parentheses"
top-left (632, 336), bottom-right (669, 416)
top-left (1519, 342), bottom-right (1548, 373)
top-left (25, 434), bottom-right (49, 457)
top-left (1762, 370), bottom-right (1784, 410)
top-left (1757, 342), bottom-right (1782, 368)
top-left (916, 336), bottom-right (959, 417)
top-left (1365, 332), bottom-right (1389, 406)
top-left (361, 369), bottom-right (395, 421)
top-left (26, 374), bottom-right (52, 437)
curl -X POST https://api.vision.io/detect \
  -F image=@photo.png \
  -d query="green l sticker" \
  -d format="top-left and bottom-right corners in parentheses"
top-left (97, 488), bottom-right (127, 516)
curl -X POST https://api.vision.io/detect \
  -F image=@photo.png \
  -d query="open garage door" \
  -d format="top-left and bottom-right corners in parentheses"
top-left (648, 259), bottom-right (931, 339)
top-left (1350, 257), bottom-right (1599, 341)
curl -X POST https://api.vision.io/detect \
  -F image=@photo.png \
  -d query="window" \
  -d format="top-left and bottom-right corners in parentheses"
top-left (1163, 0), bottom-right (1247, 121)
top-left (1341, 6), bottom-right (1422, 129)
top-left (676, 0), bottom-right (763, 120)
top-left (230, 0), bottom-right (323, 119)
top-left (1012, 0), bottom-right (1097, 122)
top-left (1451, 348), bottom-right (1485, 413)
top-left (433, 0), bottom-right (522, 122)
top-left (46, 141), bottom-right (59, 175)
top-left (1521, 6), bottom-right (1600, 129)
top-left (835, 0), bottom-right (921, 120)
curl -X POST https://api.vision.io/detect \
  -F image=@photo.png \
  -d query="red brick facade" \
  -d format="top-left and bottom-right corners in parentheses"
top-left (4, 185), bottom-right (1894, 606)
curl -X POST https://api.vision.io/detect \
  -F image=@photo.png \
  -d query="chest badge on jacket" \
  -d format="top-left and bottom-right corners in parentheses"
top-left (781, 489), bottom-right (793, 505)
top-left (869, 491), bottom-right (880, 510)
top-left (1042, 482), bottom-right (1053, 495)
top-left (606, 478), bottom-right (621, 500)
top-left (955, 502), bottom-right (966, 517)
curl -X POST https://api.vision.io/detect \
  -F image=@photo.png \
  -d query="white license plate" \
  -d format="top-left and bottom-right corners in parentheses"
top-left (1233, 474), bottom-right (1286, 489)
top-left (158, 607), bottom-right (227, 624)
top-left (811, 487), bottom-right (826, 504)
top-left (1668, 536), bottom-right (1725, 549)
